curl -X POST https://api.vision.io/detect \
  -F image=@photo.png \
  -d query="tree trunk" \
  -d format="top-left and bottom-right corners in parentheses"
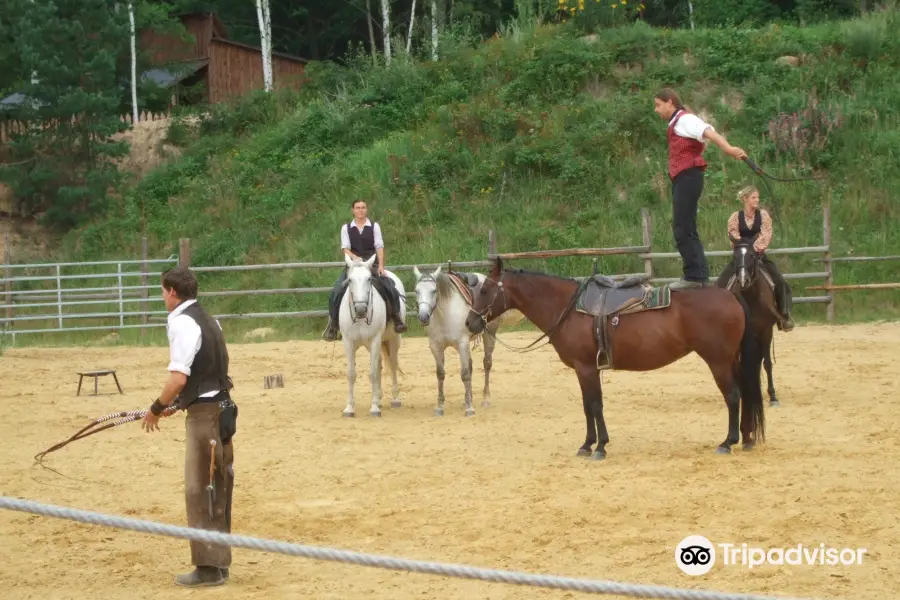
top-left (406, 0), bottom-right (416, 54)
top-left (128, 1), bottom-right (138, 123)
top-left (255, 0), bottom-right (273, 91)
top-left (381, 0), bottom-right (391, 66)
top-left (366, 0), bottom-right (377, 65)
top-left (431, 0), bottom-right (438, 61)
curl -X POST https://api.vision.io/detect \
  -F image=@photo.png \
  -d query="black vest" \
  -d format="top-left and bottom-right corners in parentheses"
top-left (347, 220), bottom-right (378, 266)
top-left (738, 210), bottom-right (762, 243)
top-left (178, 301), bottom-right (230, 408)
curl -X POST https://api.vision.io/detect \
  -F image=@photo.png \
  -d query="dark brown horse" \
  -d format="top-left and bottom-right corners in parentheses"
top-left (464, 257), bottom-right (765, 460)
top-left (718, 236), bottom-right (782, 407)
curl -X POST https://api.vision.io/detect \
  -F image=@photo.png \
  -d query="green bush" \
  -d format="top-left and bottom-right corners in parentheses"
top-left (49, 7), bottom-right (900, 342)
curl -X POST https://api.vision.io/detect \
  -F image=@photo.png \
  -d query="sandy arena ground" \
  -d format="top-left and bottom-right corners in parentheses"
top-left (1, 322), bottom-right (898, 600)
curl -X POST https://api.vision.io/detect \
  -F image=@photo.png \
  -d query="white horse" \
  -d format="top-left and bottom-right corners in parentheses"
top-left (413, 265), bottom-right (500, 417)
top-left (339, 254), bottom-right (405, 417)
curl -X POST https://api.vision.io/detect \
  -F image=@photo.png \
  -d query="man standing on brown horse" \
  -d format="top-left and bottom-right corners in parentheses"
top-left (654, 88), bottom-right (749, 290)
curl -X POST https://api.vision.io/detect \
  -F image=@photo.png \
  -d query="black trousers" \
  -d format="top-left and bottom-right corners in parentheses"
top-left (671, 167), bottom-right (709, 281)
top-left (328, 268), bottom-right (402, 322)
top-left (717, 253), bottom-right (793, 315)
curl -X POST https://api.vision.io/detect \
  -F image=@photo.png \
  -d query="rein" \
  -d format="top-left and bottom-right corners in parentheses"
top-left (475, 273), bottom-right (588, 354)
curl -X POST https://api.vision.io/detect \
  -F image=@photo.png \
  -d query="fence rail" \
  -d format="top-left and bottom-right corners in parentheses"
top-left (2, 205), bottom-right (896, 343)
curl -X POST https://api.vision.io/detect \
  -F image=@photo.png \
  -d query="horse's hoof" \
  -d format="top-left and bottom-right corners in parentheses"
top-left (343, 411), bottom-right (355, 418)
top-left (481, 400), bottom-right (491, 408)
top-left (715, 446), bottom-right (732, 454)
top-left (576, 449), bottom-right (592, 457)
top-left (742, 442), bottom-right (756, 452)
top-left (591, 451), bottom-right (607, 461)
top-left (465, 408), bottom-right (475, 417)
top-left (770, 400), bottom-right (780, 408)
top-left (434, 408), bottom-right (444, 417)
top-left (391, 401), bottom-right (402, 408)
top-left (370, 410), bottom-right (381, 417)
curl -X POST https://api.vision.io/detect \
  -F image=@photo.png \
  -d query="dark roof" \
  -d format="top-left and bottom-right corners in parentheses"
top-left (209, 37), bottom-right (308, 64)
top-left (141, 59), bottom-right (209, 88)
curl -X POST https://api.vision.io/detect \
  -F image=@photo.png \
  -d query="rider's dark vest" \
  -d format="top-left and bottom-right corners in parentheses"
top-left (178, 302), bottom-right (231, 408)
top-left (347, 221), bottom-right (378, 267)
top-left (738, 210), bottom-right (762, 243)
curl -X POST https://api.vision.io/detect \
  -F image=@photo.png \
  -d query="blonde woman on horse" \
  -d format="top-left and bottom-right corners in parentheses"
top-left (717, 185), bottom-right (795, 332)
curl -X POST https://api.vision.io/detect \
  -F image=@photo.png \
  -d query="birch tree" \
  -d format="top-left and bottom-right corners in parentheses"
top-left (128, 1), bottom-right (138, 123)
top-left (431, 0), bottom-right (438, 61)
top-left (254, 0), bottom-right (273, 91)
top-left (381, 0), bottom-right (391, 65)
top-left (406, 0), bottom-right (416, 54)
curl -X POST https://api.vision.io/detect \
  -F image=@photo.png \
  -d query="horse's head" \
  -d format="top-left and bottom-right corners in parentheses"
top-left (345, 254), bottom-right (377, 319)
top-left (730, 235), bottom-right (758, 290)
top-left (412, 264), bottom-right (441, 326)
top-left (465, 257), bottom-right (506, 334)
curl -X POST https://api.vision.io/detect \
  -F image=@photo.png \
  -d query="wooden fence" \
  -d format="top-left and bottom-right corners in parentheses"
top-left (2, 205), bottom-right (898, 342)
top-left (1, 111), bottom-right (171, 145)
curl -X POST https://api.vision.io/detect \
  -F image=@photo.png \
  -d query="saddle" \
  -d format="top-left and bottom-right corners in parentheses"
top-left (574, 274), bottom-right (672, 371)
top-left (446, 270), bottom-right (478, 306)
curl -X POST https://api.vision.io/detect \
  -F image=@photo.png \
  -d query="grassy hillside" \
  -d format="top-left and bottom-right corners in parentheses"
top-left (15, 8), bottom-right (900, 346)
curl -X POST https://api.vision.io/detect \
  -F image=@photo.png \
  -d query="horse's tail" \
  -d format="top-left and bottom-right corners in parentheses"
top-left (734, 293), bottom-right (765, 444)
top-left (382, 340), bottom-right (404, 378)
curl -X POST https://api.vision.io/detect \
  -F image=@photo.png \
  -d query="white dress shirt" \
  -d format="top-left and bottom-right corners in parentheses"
top-left (340, 219), bottom-right (384, 251)
top-left (669, 109), bottom-right (714, 143)
top-left (167, 298), bottom-right (222, 398)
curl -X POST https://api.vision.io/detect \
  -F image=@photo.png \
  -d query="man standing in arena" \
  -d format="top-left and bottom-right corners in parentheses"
top-left (654, 87), bottom-right (748, 290)
top-left (142, 266), bottom-right (238, 587)
top-left (322, 199), bottom-right (408, 341)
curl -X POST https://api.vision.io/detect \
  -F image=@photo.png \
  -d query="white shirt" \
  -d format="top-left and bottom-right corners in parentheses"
top-left (669, 109), bottom-right (714, 143)
top-left (167, 299), bottom-right (223, 397)
top-left (340, 219), bottom-right (384, 251)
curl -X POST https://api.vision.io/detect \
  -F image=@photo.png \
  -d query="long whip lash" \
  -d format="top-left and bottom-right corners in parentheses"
top-left (34, 403), bottom-right (182, 466)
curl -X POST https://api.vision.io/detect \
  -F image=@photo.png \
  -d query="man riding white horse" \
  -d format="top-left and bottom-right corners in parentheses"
top-left (322, 199), bottom-right (408, 341)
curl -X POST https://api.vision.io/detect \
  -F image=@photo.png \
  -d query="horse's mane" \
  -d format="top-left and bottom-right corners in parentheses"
top-left (434, 270), bottom-right (460, 301)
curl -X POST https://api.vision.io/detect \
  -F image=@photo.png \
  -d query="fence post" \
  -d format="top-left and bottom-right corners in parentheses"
top-left (179, 238), bottom-right (192, 268)
top-left (56, 264), bottom-right (63, 329)
top-left (141, 237), bottom-right (148, 340)
top-left (640, 208), bottom-right (653, 279)
top-left (823, 204), bottom-right (834, 321)
top-left (3, 232), bottom-right (11, 330)
top-left (488, 230), bottom-right (497, 257)
top-left (117, 262), bottom-right (124, 327)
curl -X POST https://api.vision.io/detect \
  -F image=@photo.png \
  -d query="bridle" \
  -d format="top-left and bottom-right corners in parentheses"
top-left (469, 269), bottom-right (586, 353)
top-left (415, 273), bottom-right (438, 319)
top-left (733, 241), bottom-right (758, 290)
top-left (345, 267), bottom-right (375, 325)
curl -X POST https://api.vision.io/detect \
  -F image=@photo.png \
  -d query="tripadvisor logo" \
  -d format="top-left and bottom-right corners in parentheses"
top-left (675, 535), bottom-right (867, 575)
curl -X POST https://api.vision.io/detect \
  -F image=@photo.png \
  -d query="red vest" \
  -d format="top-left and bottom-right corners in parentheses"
top-left (667, 110), bottom-right (707, 180)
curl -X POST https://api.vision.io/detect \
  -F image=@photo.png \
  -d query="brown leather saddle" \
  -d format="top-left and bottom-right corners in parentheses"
top-left (575, 274), bottom-right (672, 371)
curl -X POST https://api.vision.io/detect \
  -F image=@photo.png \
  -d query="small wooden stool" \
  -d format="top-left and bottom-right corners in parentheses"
top-left (77, 369), bottom-right (124, 396)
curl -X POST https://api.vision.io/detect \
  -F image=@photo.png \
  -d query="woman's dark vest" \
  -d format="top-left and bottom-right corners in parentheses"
top-left (179, 302), bottom-right (230, 407)
top-left (347, 221), bottom-right (379, 267)
top-left (738, 210), bottom-right (762, 243)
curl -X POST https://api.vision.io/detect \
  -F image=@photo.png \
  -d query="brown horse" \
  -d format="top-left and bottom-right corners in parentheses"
top-left (718, 236), bottom-right (783, 407)
top-left (464, 257), bottom-right (765, 460)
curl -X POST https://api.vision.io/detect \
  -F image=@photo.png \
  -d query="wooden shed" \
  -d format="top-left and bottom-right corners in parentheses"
top-left (138, 12), bottom-right (307, 106)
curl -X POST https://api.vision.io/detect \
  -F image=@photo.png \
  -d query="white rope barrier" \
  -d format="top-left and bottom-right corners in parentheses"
top-left (0, 496), bottom-right (826, 600)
